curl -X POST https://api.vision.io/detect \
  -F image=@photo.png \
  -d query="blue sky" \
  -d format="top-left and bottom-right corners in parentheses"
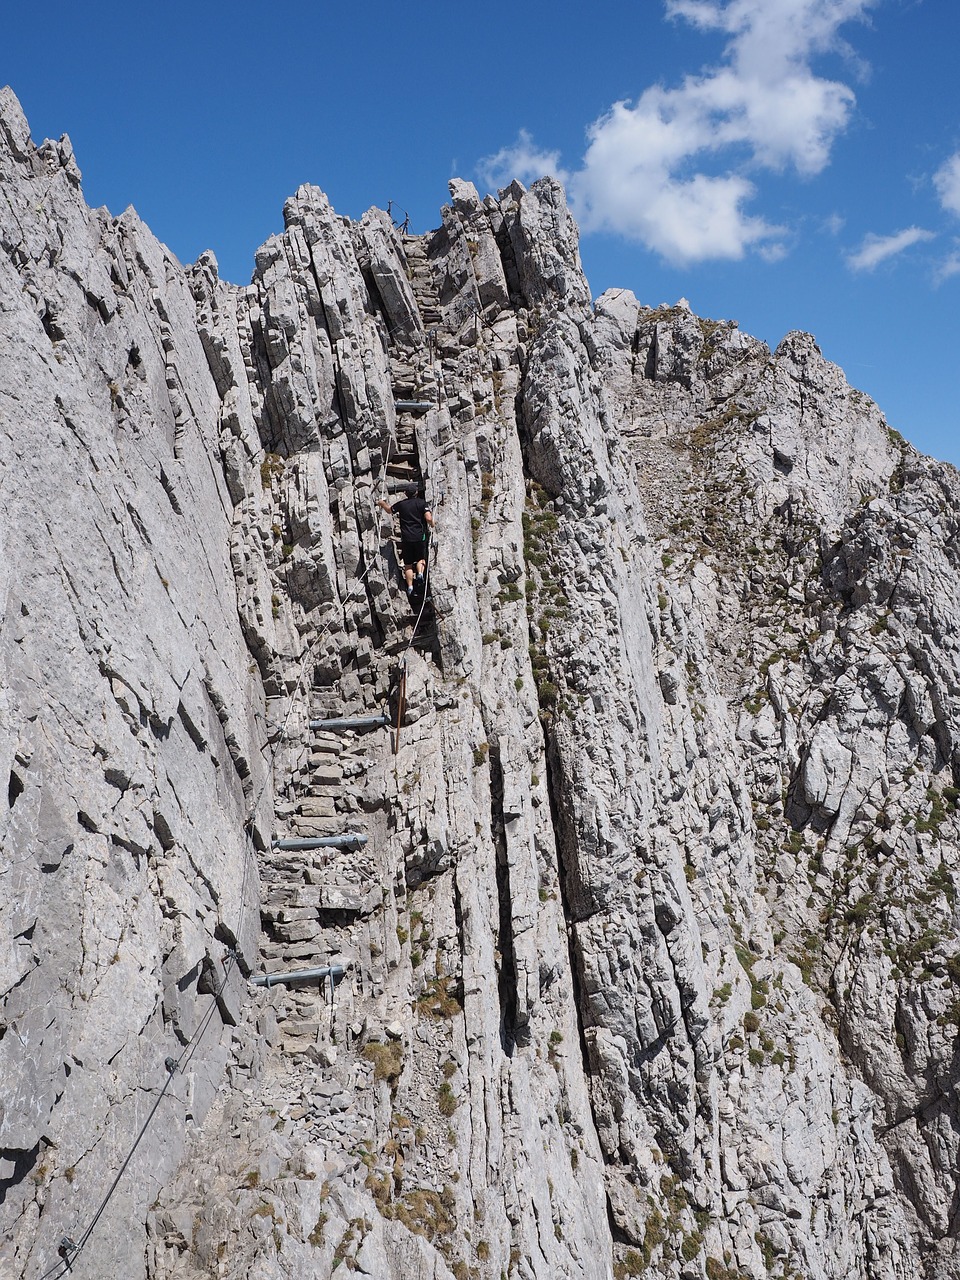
top-left (4, 0), bottom-right (958, 466)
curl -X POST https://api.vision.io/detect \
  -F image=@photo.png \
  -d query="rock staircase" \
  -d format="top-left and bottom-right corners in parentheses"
top-left (378, 250), bottom-right (442, 642)
top-left (261, 715), bottom-right (378, 980)
top-left (401, 233), bottom-right (442, 331)
top-left (248, 708), bottom-right (388, 1150)
top-left (243, 238), bottom-right (448, 1145)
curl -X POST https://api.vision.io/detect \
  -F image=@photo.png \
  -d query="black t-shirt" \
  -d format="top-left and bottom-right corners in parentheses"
top-left (394, 497), bottom-right (430, 542)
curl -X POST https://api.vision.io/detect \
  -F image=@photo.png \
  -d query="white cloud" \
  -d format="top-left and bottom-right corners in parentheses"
top-left (665, 0), bottom-right (872, 69)
top-left (477, 0), bottom-right (876, 265)
top-left (659, 0), bottom-right (872, 173)
top-left (565, 100), bottom-right (784, 261)
top-left (934, 246), bottom-right (960, 284)
top-left (477, 129), bottom-right (569, 192)
top-left (846, 226), bottom-right (935, 271)
top-left (934, 152), bottom-right (960, 217)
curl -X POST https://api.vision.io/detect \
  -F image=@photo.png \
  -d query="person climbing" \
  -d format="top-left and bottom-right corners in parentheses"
top-left (378, 485), bottom-right (434, 595)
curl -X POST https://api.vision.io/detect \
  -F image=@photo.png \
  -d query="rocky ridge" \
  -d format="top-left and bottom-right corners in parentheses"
top-left (2, 86), bottom-right (960, 1280)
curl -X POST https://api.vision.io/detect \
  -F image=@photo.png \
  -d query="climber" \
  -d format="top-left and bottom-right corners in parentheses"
top-left (378, 485), bottom-right (434, 595)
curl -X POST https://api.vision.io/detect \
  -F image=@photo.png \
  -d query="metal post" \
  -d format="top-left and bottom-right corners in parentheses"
top-left (251, 963), bottom-right (347, 989)
top-left (309, 714), bottom-right (390, 732)
top-left (271, 834), bottom-right (367, 851)
top-left (394, 661), bottom-right (407, 757)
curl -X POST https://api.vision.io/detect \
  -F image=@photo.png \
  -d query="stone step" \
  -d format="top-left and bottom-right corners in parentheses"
top-left (288, 817), bottom-right (343, 838)
top-left (296, 796), bottom-right (338, 819)
top-left (261, 856), bottom-right (315, 880)
top-left (266, 886), bottom-right (380, 932)
top-left (296, 788), bottom-right (345, 806)
top-left (272, 918), bottom-right (323, 944)
top-left (266, 882), bottom-right (375, 910)
top-left (310, 698), bottom-right (340, 719)
top-left (386, 461), bottom-right (420, 479)
top-left (302, 764), bottom-right (343, 785)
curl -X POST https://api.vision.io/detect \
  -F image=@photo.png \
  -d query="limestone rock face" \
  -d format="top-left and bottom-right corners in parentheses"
top-left (2, 86), bottom-right (960, 1280)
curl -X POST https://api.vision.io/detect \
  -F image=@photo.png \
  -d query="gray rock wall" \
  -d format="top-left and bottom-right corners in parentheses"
top-left (0, 86), bottom-right (269, 1280)
top-left (2, 86), bottom-right (960, 1280)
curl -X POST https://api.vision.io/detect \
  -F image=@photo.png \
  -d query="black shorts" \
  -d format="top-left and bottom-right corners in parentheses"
top-left (401, 539), bottom-right (427, 568)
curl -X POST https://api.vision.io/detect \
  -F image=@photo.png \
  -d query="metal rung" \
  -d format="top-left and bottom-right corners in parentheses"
top-left (310, 714), bottom-right (390, 731)
top-left (272, 835), bottom-right (368, 851)
top-left (395, 400), bottom-right (434, 411)
top-left (251, 963), bottom-right (347, 989)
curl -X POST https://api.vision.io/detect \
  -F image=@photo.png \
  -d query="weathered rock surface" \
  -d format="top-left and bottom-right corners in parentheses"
top-left (2, 87), bottom-right (960, 1280)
